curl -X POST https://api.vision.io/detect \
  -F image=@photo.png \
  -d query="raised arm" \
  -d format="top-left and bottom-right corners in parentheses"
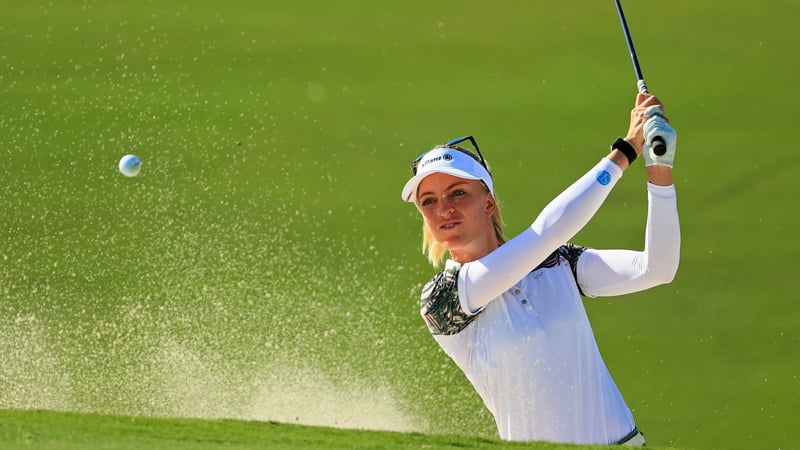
top-left (457, 158), bottom-right (625, 313)
top-left (456, 94), bottom-right (677, 312)
top-left (576, 182), bottom-right (679, 297)
top-left (578, 96), bottom-right (680, 297)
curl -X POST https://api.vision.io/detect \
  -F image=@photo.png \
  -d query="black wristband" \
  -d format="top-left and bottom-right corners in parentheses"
top-left (611, 137), bottom-right (637, 165)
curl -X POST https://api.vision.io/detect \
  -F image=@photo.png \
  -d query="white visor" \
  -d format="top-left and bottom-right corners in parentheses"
top-left (401, 147), bottom-right (494, 202)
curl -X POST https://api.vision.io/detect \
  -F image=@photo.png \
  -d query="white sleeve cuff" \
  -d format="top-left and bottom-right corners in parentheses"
top-left (646, 182), bottom-right (676, 198)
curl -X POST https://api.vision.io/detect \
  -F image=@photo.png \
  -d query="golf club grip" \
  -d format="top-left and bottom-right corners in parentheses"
top-left (637, 82), bottom-right (667, 156)
top-left (651, 136), bottom-right (667, 156)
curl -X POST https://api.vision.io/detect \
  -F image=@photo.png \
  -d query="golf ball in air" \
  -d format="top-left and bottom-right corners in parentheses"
top-left (118, 154), bottom-right (142, 177)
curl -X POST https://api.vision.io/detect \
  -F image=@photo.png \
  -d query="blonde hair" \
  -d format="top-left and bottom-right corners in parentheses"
top-left (421, 183), bottom-right (507, 267)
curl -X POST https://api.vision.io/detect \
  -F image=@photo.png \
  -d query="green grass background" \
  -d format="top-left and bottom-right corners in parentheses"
top-left (1, 1), bottom-right (798, 449)
top-left (0, 409), bottom-right (642, 450)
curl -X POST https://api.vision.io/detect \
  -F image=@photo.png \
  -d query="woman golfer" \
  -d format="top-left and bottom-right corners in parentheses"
top-left (401, 93), bottom-right (680, 446)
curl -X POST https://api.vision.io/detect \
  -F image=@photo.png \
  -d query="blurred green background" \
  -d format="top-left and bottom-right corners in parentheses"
top-left (1, 1), bottom-right (798, 449)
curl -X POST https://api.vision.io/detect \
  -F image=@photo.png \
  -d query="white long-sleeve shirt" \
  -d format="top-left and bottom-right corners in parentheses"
top-left (419, 158), bottom-right (680, 444)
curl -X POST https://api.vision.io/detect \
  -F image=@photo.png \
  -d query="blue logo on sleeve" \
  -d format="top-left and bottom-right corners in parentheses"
top-left (596, 170), bottom-right (611, 185)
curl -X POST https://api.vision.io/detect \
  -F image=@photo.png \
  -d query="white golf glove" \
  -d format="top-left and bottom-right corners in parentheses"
top-left (642, 106), bottom-right (677, 168)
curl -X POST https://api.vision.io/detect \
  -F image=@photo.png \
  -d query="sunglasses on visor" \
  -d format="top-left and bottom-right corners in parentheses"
top-left (410, 135), bottom-right (490, 175)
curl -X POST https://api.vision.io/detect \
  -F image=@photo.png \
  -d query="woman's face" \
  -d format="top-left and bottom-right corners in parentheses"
top-left (416, 172), bottom-right (497, 262)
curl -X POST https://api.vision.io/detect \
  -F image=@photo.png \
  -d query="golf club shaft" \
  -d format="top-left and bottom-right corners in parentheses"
top-left (614, 0), bottom-right (667, 156)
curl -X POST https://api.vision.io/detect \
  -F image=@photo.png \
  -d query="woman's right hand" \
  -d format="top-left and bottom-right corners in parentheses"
top-left (625, 93), bottom-right (666, 156)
